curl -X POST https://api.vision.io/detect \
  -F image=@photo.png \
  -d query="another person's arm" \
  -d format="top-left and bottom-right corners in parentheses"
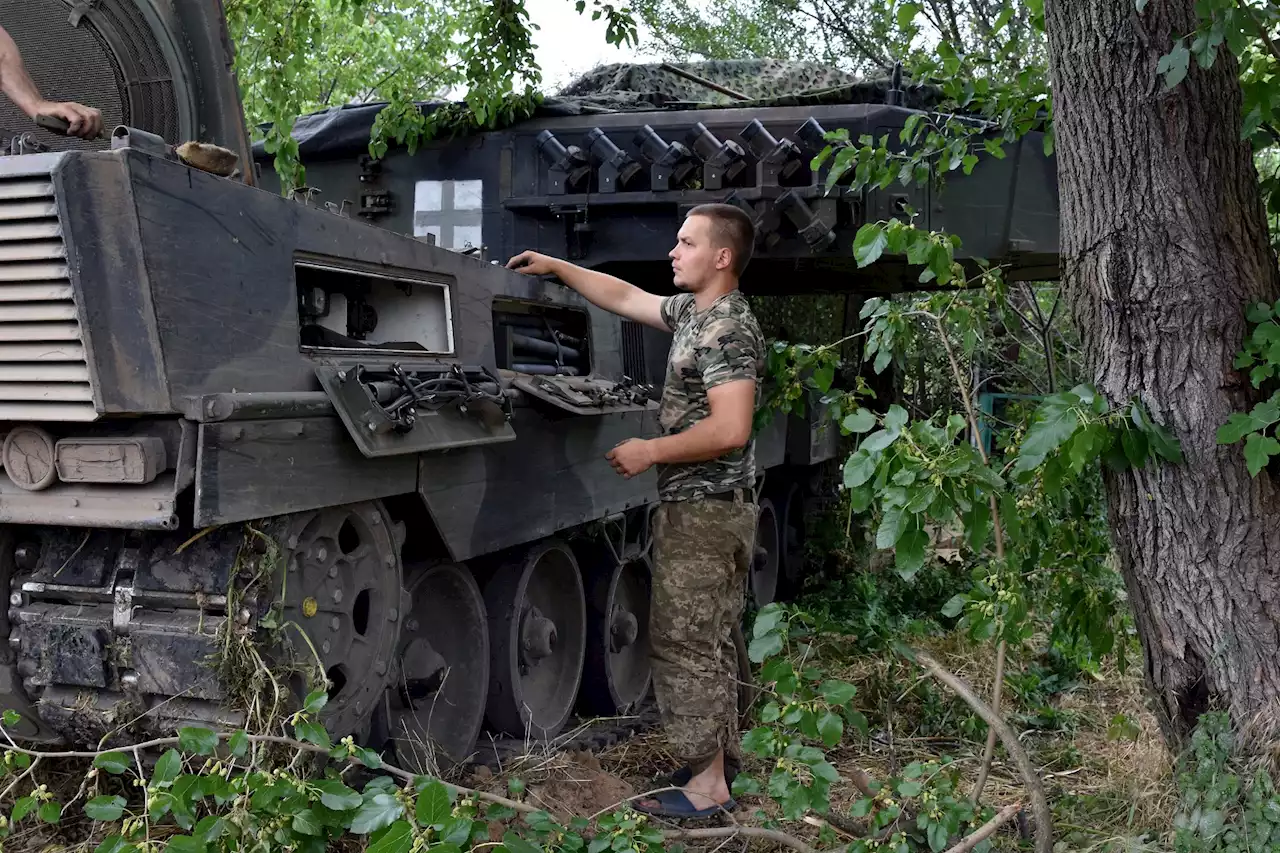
top-left (0, 26), bottom-right (102, 139)
top-left (506, 250), bottom-right (669, 331)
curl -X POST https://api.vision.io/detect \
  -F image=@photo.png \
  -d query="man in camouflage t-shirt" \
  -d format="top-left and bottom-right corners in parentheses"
top-left (507, 203), bottom-right (763, 819)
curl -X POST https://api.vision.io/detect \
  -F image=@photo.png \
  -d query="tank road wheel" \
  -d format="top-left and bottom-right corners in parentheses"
top-left (485, 540), bottom-right (587, 738)
top-left (280, 501), bottom-right (403, 738)
top-left (750, 498), bottom-right (781, 608)
top-left (383, 562), bottom-right (489, 771)
top-left (578, 552), bottom-right (652, 717)
top-left (778, 481), bottom-right (807, 598)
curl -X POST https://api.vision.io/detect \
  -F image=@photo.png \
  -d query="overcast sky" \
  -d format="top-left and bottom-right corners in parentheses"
top-left (524, 0), bottom-right (661, 91)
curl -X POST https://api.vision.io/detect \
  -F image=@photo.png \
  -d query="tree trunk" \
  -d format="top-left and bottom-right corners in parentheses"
top-left (1044, 0), bottom-right (1280, 748)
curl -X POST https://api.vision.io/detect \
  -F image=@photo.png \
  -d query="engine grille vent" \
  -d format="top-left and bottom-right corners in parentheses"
top-left (620, 319), bottom-right (648, 383)
top-left (0, 173), bottom-right (95, 421)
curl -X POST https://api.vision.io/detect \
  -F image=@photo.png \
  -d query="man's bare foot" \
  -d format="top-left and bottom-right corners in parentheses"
top-left (632, 754), bottom-right (735, 816)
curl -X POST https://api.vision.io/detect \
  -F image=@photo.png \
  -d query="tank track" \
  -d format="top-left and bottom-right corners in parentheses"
top-left (468, 699), bottom-right (663, 773)
top-left (3, 523), bottom-right (280, 748)
top-left (0, 518), bottom-right (671, 767)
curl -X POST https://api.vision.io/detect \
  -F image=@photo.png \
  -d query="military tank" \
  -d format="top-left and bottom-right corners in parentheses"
top-left (0, 2), bottom-right (1059, 770)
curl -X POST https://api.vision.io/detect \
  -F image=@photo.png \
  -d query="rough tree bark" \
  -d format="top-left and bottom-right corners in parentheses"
top-left (1044, 0), bottom-right (1280, 748)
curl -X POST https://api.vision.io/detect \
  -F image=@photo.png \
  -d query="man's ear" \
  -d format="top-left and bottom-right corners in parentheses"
top-left (716, 247), bottom-right (733, 271)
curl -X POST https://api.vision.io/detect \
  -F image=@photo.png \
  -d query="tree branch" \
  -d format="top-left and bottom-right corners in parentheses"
top-left (907, 648), bottom-right (1053, 853)
top-left (663, 826), bottom-right (818, 853)
top-left (944, 801), bottom-right (1023, 853)
top-left (1235, 0), bottom-right (1280, 68)
top-left (2, 727), bottom-right (824, 853)
top-left (0, 730), bottom-right (535, 816)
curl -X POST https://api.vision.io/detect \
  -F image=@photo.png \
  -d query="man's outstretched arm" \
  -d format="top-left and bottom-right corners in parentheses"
top-left (0, 26), bottom-right (102, 139)
top-left (506, 250), bottom-right (669, 331)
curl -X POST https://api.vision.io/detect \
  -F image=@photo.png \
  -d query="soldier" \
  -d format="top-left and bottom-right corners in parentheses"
top-left (507, 202), bottom-right (763, 819)
top-left (0, 25), bottom-right (103, 139)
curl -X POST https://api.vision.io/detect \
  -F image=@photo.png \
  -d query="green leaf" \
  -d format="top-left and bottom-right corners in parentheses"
top-left (1013, 400), bottom-right (1080, 474)
top-left (94, 751), bottom-right (131, 775)
top-left (941, 594), bottom-right (967, 618)
top-left (178, 726), bottom-right (219, 756)
top-left (12, 797), bottom-right (35, 824)
top-left (853, 223), bottom-right (889, 267)
top-left (748, 631), bottom-right (784, 663)
top-left (1147, 420), bottom-right (1183, 464)
top-left (817, 711), bottom-right (843, 748)
top-left (94, 835), bottom-right (136, 853)
top-left (315, 779), bottom-right (363, 811)
top-left (303, 689), bottom-right (329, 715)
top-left (1121, 427), bottom-right (1150, 468)
top-left (295, 720), bottom-right (331, 749)
top-left (1158, 39), bottom-right (1191, 89)
top-left (227, 730), bottom-right (249, 758)
top-left (896, 780), bottom-right (923, 798)
top-left (503, 830), bottom-right (544, 853)
top-left (151, 749), bottom-right (182, 786)
top-left (752, 604), bottom-right (786, 639)
top-left (351, 792), bottom-right (404, 835)
top-left (843, 451), bottom-right (876, 488)
top-left (876, 506), bottom-right (905, 550)
top-left (811, 363), bottom-right (835, 393)
top-left (417, 779), bottom-right (452, 825)
top-left (842, 408), bottom-right (876, 434)
top-left (164, 837), bottom-right (203, 853)
top-left (292, 809), bottom-right (323, 836)
top-left (894, 525), bottom-right (929, 580)
top-left (811, 760), bottom-right (840, 783)
top-left (928, 820), bottom-right (949, 851)
top-left (962, 154), bottom-right (979, 175)
top-left (1246, 302), bottom-right (1274, 323)
top-left (742, 726), bottom-right (774, 756)
top-left (896, 2), bottom-right (919, 29)
top-left (353, 745), bottom-right (383, 769)
top-left (85, 795), bottom-right (126, 822)
top-left (367, 820), bottom-right (414, 853)
top-left (1218, 400), bottom-right (1280, 444)
top-left (1, 709), bottom-right (18, 727)
top-left (883, 404), bottom-right (909, 432)
top-left (442, 816), bottom-right (475, 846)
top-left (1243, 432), bottom-right (1280, 476)
top-left (39, 801), bottom-right (61, 824)
top-left (820, 680), bottom-right (857, 706)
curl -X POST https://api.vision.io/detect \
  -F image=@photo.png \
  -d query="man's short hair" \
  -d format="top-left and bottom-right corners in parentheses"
top-left (686, 203), bottom-right (755, 277)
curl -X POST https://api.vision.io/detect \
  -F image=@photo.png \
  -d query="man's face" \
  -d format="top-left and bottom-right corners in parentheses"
top-left (669, 215), bottom-right (728, 291)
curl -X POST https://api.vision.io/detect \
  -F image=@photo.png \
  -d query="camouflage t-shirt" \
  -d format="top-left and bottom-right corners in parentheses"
top-left (656, 290), bottom-right (764, 501)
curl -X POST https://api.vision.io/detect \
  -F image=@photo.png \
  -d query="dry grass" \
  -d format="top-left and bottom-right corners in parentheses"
top-left (572, 629), bottom-right (1185, 852)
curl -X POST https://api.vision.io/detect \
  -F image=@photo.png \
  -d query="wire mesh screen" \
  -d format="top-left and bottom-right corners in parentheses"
top-left (0, 0), bottom-right (179, 151)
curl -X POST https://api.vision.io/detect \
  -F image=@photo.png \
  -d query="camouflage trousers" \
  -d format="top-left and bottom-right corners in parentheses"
top-left (649, 489), bottom-right (757, 777)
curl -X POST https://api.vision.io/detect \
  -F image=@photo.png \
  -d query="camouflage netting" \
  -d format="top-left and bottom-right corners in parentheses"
top-left (251, 59), bottom-right (948, 160)
top-left (551, 59), bottom-right (946, 112)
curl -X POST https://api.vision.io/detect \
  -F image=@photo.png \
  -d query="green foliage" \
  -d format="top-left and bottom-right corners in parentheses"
top-left (229, 0), bottom-right (638, 193)
top-left (760, 214), bottom-right (1177, 681)
top-left (845, 760), bottom-right (990, 853)
top-left (0, 715), bottom-right (677, 853)
top-left (1171, 712), bottom-right (1280, 852)
top-left (740, 605), bottom-right (998, 850)
top-left (1219, 297), bottom-right (1280, 476)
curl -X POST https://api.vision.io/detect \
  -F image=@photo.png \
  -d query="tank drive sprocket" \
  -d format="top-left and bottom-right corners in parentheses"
top-left (274, 501), bottom-right (406, 737)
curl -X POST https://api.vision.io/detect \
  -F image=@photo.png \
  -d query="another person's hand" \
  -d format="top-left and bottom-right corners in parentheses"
top-left (506, 250), bottom-right (559, 276)
top-left (36, 100), bottom-right (102, 139)
top-left (607, 438), bottom-right (655, 479)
